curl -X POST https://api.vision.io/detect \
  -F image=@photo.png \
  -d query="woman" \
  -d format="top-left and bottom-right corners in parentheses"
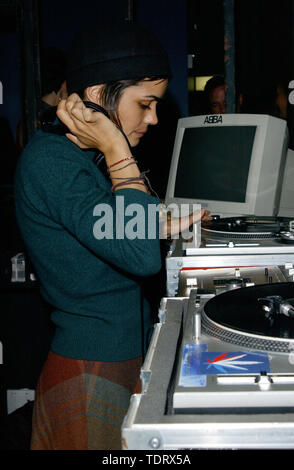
top-left (14, 22), bottom-right (209, 450)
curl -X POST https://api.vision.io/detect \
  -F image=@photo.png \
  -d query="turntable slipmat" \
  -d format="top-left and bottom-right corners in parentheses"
top-left (201, 216), bottom-right (293, 240)
top-left (203, 282), bottom-right (294, 352)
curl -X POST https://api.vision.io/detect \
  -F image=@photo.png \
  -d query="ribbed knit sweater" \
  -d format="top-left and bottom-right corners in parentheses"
top-left (14, 127), bottom-right (162, 361)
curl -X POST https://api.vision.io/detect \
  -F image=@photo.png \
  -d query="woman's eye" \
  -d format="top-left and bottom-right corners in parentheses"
top-left (140, 104), bottom-right (151, 110)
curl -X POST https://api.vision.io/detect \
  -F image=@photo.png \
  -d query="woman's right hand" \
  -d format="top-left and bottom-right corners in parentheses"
top-left (163, 208), bottom-right (212, 239)
top-left (57, 93), bottom-right (129, 155)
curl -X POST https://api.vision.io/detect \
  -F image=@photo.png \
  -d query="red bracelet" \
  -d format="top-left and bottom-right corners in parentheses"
top-left (108, 156), bottom-right (134, 169)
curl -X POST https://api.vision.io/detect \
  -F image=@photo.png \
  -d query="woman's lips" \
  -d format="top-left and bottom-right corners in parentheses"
top-left (135, 130), bottom-right (146, 137)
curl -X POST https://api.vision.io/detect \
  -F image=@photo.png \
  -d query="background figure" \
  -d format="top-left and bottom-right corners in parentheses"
top-left (273, 77), bottom-right (289, 119)
top-left (204, 74), bottom-right (226, 114)
top-left (38, 47), bottom-right (68, 125)
top-left (204, 74), bottom-right (243, 114)
top-left (16, 47), bottom-right (67, 154)
top-left (272, 76), bottom-right (294, 150)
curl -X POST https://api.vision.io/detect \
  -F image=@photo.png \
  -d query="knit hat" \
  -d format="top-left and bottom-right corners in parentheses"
top-left (66, 22), bottom-right (171, 95)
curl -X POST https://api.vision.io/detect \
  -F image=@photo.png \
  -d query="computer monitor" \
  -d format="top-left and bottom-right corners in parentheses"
top-left (278, 148), bottom-right (294, 217)
top-left (165, 114), bottom-right (290, 217)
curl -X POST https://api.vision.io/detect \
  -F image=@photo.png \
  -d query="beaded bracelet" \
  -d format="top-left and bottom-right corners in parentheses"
top-left (108, 156), bottom-right (134, 170)
top-left (111, 179), bottom-right (146, 192)
top-left (108, 160), bottom-right (138, 174)
top-left (111, 172), bottom-right (147, 191)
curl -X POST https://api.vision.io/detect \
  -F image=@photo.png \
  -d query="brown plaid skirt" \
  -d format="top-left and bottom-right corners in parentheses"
top-left (30, 351), bottom-right (142, 450)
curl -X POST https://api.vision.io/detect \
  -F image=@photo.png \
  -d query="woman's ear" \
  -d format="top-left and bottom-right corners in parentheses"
top-left (84, 84), bottom-right (104, 104)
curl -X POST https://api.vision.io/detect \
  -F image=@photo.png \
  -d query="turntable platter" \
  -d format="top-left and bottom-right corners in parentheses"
top-left (203, 282), bottom-right (294, 352)
top-left (202, 216), bottom-right (294, 241)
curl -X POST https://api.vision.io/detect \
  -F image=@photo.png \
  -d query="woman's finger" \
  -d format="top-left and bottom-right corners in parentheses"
top-left (65, 99), bottom-right (103, 127)
top-left (83, 107), bottom-right (95, 122)
top-left (58, 98), bottom-right (89, 134)
top-left (64, 93), bottom-right (83, 107)
top-left (70, 104), bottom-right (95, 123)
top-left (201, 209), bottom-right (212, 221)
top-left (66, 99), bottom-right (85, 120)
top-left (56, 102), bottom-right (77, 132)
top-left (65, 133), bottom-right (88, 149)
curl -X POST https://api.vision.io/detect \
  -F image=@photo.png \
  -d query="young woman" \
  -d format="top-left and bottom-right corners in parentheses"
top-left (14, 22), bottom-right (209, 450)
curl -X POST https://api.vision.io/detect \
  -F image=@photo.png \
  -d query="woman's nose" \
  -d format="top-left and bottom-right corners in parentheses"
top-left (144, 107), bottom-right (158, 126)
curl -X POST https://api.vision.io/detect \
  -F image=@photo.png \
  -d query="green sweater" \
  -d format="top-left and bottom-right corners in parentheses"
top-left (14, 127), bottom-right (162, 361)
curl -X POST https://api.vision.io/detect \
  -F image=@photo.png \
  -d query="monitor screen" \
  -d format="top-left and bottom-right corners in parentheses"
top-left (165, 114), bottom-right (289, 217)
top-left (174, 126), bottom-right (256, 203)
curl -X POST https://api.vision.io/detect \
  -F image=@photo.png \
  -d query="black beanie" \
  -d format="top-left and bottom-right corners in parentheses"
top-left (66, 22), bottom-right (171, 95)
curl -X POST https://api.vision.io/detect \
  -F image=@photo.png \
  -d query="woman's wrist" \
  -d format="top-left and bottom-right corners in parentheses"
top-left (104, 141), bottom-right (132, 165)
top-left (103, 148), bottom-right (148, 194)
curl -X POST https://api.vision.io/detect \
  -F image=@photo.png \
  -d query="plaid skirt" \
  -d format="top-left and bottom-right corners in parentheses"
top-left (30, 351), bottom-right (142, 450)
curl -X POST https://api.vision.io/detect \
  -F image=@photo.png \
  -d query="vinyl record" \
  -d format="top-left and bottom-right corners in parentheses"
top-left (204, 282), bottom-right (294, 340)
top-left (202, 216), bottom-right (294, 241)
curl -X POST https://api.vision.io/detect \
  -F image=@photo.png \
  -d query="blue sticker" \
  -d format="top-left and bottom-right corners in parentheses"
top-left (199, 351), bottom-right (271, 375)
top-left (178, 346), bottom-right (271, 387)
top-left (179, 344), bottom-right (208, 387)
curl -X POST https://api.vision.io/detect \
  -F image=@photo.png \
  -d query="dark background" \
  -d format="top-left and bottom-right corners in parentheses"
top-left (0, 0), bottom-right (294, 449)
top-left (1, 0), bottom-right (294, 192)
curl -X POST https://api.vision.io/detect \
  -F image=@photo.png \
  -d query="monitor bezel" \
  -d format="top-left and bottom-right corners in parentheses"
top-left (165, 114), bottom-right (288, 217)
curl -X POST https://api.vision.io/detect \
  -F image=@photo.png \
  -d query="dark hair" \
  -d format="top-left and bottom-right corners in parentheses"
top-left (79, 76), bottom-right (168, 127)
top-left (204, 75), bottom-right (225, 96)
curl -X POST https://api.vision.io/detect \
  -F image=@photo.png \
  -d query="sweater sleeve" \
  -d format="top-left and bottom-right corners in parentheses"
top-left (22, 141), bottom-right (162, 278)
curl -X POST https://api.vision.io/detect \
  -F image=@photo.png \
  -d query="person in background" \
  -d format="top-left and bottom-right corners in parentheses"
top-left (37, 47), bottom-right (68, 125)
top-left (272, 77), bottom-right (294, 149)
top-left (16, 47), bottom-right (67, 154)
top-left (273, 78), bottom-right (289, 120)
top-left (14, 22), bottom-right (210, 451)
top-left (204, 74), bottom-right (243, 114)
top-left (204, 74), bottom-right (226, 114)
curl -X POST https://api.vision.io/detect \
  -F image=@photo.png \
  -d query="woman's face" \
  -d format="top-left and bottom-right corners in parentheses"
top-left (117, 79), bottom-right (168, 147)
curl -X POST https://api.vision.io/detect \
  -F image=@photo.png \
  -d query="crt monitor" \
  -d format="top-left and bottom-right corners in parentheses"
top-left (165, 114), bottom-right (289, 217)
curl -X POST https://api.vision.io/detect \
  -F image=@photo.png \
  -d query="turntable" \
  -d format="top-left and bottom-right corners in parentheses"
top-left (173, 283), bottom-right (294, 414)
top-left (200, 214), bottom-right (294, 243)
top-left (202, 281), bottom-right (294, 352)
top-left (187, 215), bottom-right (294, 254)
top-left (166, 215), bottom-right (294, 297)
top-left (122, 282), bottom-right (294, 450)
top-left (123, 215), bottom-right (294, 449)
